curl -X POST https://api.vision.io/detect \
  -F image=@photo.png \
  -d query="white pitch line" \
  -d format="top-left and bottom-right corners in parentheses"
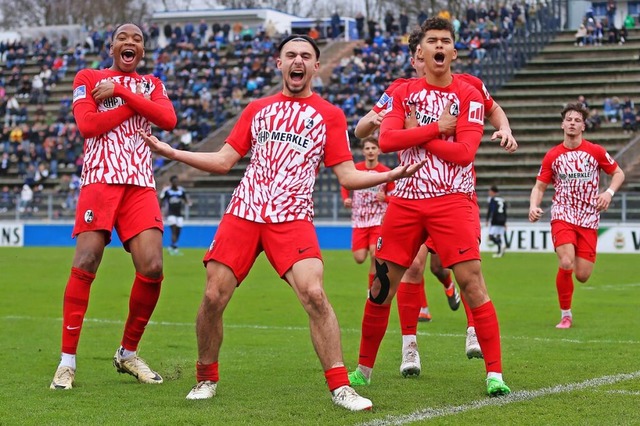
top-left (3, 315), bottom-right (640, 345)
top-left (582, 282), bottom-right (640, 290)
top-left (357, 370), bottom-right (640, 426)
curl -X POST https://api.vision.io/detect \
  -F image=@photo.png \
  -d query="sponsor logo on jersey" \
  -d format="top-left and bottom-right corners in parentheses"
top-left (558, 171), bottom-right (593, 181)
top-left (468, 101), bottom-right (484, 124)
top-left (257, 129), bottom-right (270, 145)
top-left (269, 131), bottom-right (313, 153)
top-left (102, 97), bottom-right (124, 109)
top-left (414, 109), bottom-right (438, 126)
top-left (73, 85), bottom-right (86, 102)
top-left (84, 210), bottom-right (94, 223)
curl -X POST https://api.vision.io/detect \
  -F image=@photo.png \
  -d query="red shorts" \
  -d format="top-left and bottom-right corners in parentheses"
top-left (425, 237), bottom-right (436, 253)
top-left (352, 226), bottom-right (381, 252)
top-left (203, 214), bottom-right (322, 284)
top-left (551, 220), bottom-right (597, 262)
top-left (376, 194), bottom-right (481, 269)
top-left (73, 183), bottom-right (163, 247)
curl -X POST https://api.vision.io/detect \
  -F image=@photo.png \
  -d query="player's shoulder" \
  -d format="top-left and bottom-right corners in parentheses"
top-left (308, 93), bottom-right (346, 117)
top-left (387, 77), bottom-right (414, 93)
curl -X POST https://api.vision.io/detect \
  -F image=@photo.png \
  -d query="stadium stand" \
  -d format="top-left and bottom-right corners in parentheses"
top-left (2, 6), bottom-right (640, 222)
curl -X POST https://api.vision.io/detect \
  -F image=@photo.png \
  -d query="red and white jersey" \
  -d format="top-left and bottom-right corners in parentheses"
top-left (341, 162), bottom-right (394, 228)
top-left (72, 69), bottom-right (170, 188)
top-left (372, 73), bottom-right (494, 114)
top-left (537, 139), bottom-right (618, 229)
top-left (225, 93), bottom-right (353, 223)
top-left (383, 75), bottom-right (484, 199)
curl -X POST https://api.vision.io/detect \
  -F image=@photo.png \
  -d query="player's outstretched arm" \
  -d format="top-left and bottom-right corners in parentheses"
top-left (355, 109), bottom-right (388, 139)
top-left (332, 159), bottom-right (426, 190)
top-left (487, 103), bottom-right (517, 153)
top-left (529, 180), bottom-right (547, 222)
top-left (138, 130), bottom-right (241, 174)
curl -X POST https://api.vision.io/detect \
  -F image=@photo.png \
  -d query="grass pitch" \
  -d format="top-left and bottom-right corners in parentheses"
top-left (1, 248), bottom-right (639, 425)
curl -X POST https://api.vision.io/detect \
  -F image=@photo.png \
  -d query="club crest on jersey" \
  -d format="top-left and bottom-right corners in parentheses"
top-left (468, 101), bottom-right (484, 124)
top-left (73, 85), bottom-right (86, 103)
top-left (449, 102), bottom-right (459, 117)
top-left (305, 118), bottom-right (314, 129)
top-left (84, 210), bottom-right (94, 223)
top-left (257, 129), bottom-right (270, 145)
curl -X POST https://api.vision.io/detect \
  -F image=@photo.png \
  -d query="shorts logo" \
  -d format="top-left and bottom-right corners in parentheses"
top-left (376, 236), bottom-right (383, 251)
top-left (73, 85), bottom-right (86, 102)
top-left (209, 239), bottom-right (216, 251)
top-left (84, 210), bottom-right (94, 223)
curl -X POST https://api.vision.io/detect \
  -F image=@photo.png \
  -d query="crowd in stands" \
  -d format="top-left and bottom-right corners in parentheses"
top-left (1, 2), bottom-right (639, 217)
top-left (574, 3), bottom-right (634, 46)
top-left (0, 19), bottom-right (281, 216)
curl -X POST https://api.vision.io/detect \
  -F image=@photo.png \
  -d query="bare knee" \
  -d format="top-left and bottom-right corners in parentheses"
top-left (73, 250), bottom-right (102, 273)
top-left (137, 256), bottom-right (163, 279)
top-left (299, 285), bottom-right (330, 313)
top-left (558, 256), bottom-right (574, 271)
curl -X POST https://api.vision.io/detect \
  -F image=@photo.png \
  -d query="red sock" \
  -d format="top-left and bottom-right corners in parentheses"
top-left (121, 272), bottom-right (162, 351)
top-left (418, 278), bottom-right (428, 308)
top-left (397, 282), bottom-right (421, 335)
top-left (325, 365), bottom-right (349, 392)
top-left (556, 268), bottom-right (574, 310)
top-left (471, 301), bottom-right (502, 373)
top-left (368, 273), bottom-right (375, 290)
top-left (439, 271), bottom-right (453, 290)
top-left (61, 267), bottom-right (95, 354)
top-left (196, 361), bottom-right (219, 382)
top-left (461, 292), bottom-right (475, 328)
top-left (358, 299), bottom-right (391, 368)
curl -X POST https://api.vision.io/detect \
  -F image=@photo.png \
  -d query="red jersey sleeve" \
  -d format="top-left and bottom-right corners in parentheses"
top-left (422, 82), bottom-right (485, 166)
top-left (112, 76), bottom-right (177, 131)
top-left (457, 74), bottom-right (495, 112)
top-left (537, 148), bottom-right (557, 184)
top-left (372, 78), bottom-right (409, 113)
top-left (72, 69), bottom-right (135, 139)
top-left (379, 82), bottom-right (440, 153)
top-left (590, 141), bottom-right (619, 174)
top-left (323, 107), bottom-right (353, 167)
top-left (225, 101), bottom-right (257, 157)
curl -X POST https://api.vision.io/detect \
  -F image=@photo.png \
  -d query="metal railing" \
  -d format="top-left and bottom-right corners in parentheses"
top-left (2, 190), bottom-right (639, 223)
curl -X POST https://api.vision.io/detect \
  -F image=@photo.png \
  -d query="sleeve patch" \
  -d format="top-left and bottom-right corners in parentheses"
top-left (468, 101), bottom-right (484, 124)
top-left (73, 85), bottom-right (86, 103)
top-left (375, 92), bottom-right (391, 109)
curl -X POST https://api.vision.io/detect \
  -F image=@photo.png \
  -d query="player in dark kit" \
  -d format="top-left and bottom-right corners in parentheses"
top-left (160, 175), bottom-right (191, 255)
top-left (487, 185), bottom-right (508, 258)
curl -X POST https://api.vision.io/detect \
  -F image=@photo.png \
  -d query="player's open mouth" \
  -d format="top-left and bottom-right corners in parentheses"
top-left (121, 49), bottom-right (136, 64)
top-left (290, 70), bottom-right (304, 82)
top-left (434, 53), bottom-right (445, 64)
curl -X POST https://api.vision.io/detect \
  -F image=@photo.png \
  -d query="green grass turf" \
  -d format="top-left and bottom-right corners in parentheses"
top-left (1, 248), bottom-right (639, 425)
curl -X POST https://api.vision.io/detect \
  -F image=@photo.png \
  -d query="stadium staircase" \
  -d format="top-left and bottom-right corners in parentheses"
top-left (475, 28), bottom-right (640, 191)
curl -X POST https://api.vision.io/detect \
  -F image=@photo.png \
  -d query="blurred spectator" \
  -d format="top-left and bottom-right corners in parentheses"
top-left (621, 106), bottom-right (636, 132)
top-left (586, 108), bottom-right (602, 131)
top-left (603, 98), bottom-right (618, 122)
top-left (574, 24), bottom-right (588, 46)
top-left (624, 13), bottom-right (636, 29)
top-left (0, 184), bottom-right (12, 212)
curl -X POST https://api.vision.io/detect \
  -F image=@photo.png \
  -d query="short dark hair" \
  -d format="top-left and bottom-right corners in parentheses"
top-left (561, 102), bottom-right (589, 121)
top-left (408, 27), bottom-right (422, 56)
top-left (170, 175), bottom-right (178, 182)
top-left (361, 137), bottom-right (379, 148)
top-left (277, 34), bottom-right (320, 59)
top-left (490, 185), bottom-right (499, 193)
top-left (420, 17), bottom-right (455, 41)
top-left (112, 22), bottom-right (145, 41)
